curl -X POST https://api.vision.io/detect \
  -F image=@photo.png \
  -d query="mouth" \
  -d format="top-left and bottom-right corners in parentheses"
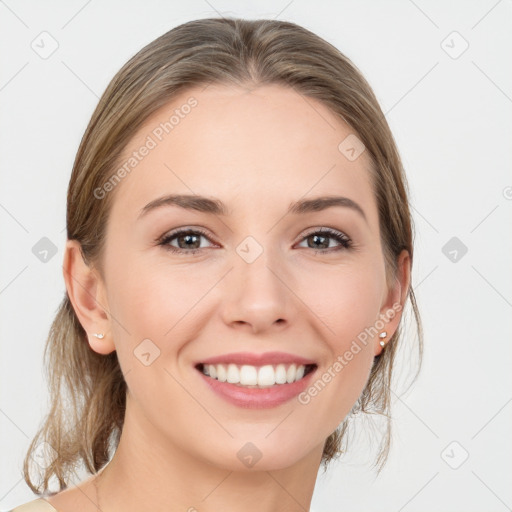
top-left (195, 362), bottom-right (318, 389)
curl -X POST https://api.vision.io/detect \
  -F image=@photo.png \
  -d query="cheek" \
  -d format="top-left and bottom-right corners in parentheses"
top-left (292, 262), bottom-right (381, 419)
top-left (105, 251), bottom-right (221, 377)
top-left (296, 260), bottom-right (383, 351)
top-left (103, 254), bottom-right (204, 410)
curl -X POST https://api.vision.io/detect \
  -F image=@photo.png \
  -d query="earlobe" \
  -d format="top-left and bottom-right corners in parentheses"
top-left (374, 249), bottom-right (411, 357)
top-left (62, 239), bottom-right (116, 355)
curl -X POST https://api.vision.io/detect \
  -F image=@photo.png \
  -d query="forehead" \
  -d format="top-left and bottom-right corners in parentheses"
top-left (108, 83), bottom-right (377, 226)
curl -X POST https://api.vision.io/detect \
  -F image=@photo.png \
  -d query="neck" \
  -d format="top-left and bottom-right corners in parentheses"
top-left (96, 393), bottom-right (324, 512)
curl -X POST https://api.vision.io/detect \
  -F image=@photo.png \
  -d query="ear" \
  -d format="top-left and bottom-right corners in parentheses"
top-left (374, 249), bottom-right (411, 356)
top-left (62, 239), bottom-right (116, 355)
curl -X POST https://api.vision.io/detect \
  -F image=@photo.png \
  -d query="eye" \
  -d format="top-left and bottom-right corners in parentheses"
top-left (296, 227), bottom-right (353, 253)
top-left (157, 228), bottom-right (215, 255)
top-left (157, 226), bottom-right (353, 256)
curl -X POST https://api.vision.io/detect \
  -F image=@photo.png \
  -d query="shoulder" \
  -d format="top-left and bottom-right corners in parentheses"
top-left (4, 498), bottom-right (58, 512)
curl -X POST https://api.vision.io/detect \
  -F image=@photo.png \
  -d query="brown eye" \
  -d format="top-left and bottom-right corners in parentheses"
top-left (174, 232), bottom-right (202, 249)
top-left (297, 228), bottom-right (352, 253)
top-left (158, 228), bottom-right (214, 255)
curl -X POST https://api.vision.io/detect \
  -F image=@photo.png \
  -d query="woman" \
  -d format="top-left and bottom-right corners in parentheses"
top-left (10, 17), bottom-right (422, 512)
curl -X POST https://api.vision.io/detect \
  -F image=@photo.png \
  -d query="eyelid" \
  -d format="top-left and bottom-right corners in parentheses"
top-left (156, 226), bottom-right (217, 245)
top-left (298, 226), bottom-right (350, 240)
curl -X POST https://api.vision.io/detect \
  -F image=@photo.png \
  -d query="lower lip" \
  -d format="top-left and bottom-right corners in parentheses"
top-left (197, 367), bottom-right (317, 409)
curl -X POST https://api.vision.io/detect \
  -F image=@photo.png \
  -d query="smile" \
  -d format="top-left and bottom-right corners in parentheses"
top-left (196, 363), bottom-right (317, 388)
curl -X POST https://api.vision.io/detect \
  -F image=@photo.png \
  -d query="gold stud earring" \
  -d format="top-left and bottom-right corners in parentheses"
top-left (379, 331), bottom-right (387, 347)
top-left (93, 333), bottom-right (105, 339)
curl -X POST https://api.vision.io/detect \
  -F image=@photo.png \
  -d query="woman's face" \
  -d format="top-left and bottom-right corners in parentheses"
top-left (86, 83), bottom-right (405, 470)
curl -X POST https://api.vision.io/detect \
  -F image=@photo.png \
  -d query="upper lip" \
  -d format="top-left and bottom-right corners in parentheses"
top-left (196, 351), bottom-right (317, 367)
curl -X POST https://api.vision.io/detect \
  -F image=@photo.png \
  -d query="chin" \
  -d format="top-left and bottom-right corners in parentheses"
top-left (196, 434), bottom-right (321, 472)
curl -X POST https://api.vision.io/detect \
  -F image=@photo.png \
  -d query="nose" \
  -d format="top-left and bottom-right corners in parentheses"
top-left (220, 249), bottom-right (295, 334)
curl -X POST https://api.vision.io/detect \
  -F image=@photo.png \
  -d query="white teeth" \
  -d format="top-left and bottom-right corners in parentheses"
top-left (257, 365), bottom-right (275, 386)
top-left (216, 364), bottom-right (227, 382)
top-left (240, 365), bottom-right (258, 385)
top-left (201, 363), bottom-right (311, 387)
top-left (226, 364), bottom-right (240, 384)
top-left (286, 363), bottom-right (297, 384)
top-left (275, 364), bottom-right (287, 384)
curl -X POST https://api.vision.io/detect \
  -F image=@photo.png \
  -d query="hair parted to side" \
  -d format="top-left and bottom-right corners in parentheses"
top-left (23, 17), bottom-right (423, 494)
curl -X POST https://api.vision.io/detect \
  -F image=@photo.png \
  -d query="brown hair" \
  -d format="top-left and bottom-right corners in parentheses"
top-left (23, 17), bottom-right (423, 494)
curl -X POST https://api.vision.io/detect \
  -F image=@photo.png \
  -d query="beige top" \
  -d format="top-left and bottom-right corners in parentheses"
top-left (6, 498), bottom-right (58, 512)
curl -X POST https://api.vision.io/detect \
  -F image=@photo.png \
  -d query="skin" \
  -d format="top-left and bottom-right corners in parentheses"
top-left (51, 83), bottom-right (410, 512)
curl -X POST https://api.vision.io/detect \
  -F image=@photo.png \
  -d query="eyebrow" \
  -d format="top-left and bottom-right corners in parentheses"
top-left (138, 194), bottom-right (367, 223)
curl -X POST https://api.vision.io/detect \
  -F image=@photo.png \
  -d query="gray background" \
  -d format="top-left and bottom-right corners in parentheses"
top-left (1, 1), bottom-right (511, 510)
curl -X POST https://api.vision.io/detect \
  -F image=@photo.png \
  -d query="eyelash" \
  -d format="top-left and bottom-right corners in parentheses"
top-left (157, 227), bottom-right (353, 256)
